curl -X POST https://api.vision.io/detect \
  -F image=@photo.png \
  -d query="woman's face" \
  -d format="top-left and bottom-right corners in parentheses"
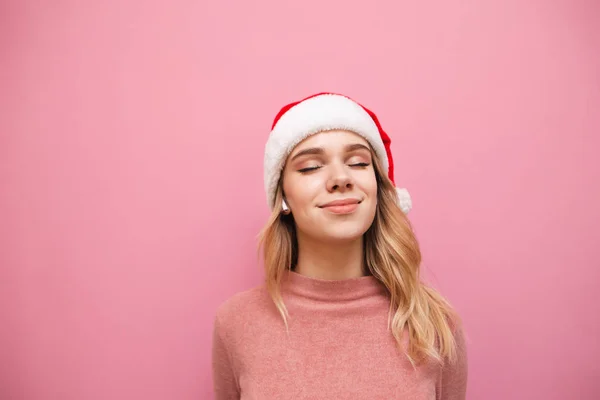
top-left (281, 130), bottom-right (378, 243)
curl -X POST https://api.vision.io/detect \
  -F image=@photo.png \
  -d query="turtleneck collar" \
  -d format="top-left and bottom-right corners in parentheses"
top-left (281, 269), bottom-right (387, 302)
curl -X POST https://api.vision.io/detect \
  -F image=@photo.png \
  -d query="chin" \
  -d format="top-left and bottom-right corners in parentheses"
top-left (318, 223), bottom-right (370, 243)
top-left (296, 208), bottom-right (376, 243)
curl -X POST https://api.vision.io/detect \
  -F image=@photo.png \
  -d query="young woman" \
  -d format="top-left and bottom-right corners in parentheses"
top-left (212, 92), bottom-right (468, 399)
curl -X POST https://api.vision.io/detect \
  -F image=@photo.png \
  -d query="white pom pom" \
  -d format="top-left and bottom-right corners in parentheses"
top-left (396, 187), bottom-right (412, 214)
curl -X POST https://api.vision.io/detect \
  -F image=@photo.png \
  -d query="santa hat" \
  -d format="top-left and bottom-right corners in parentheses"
top-left (264, 92), bottom-right (412, 214)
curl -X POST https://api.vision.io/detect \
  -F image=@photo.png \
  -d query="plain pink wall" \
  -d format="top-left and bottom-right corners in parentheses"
top-left (1, 1), bottom-right (599, 399)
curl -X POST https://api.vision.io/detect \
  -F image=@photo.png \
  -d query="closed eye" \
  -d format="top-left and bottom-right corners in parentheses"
top-left (350, 162), bottom-right (370, 167)
top-left (298, 166), bottom-right (322, 173)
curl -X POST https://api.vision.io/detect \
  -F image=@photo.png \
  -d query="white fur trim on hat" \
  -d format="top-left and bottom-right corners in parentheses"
top-left (264, 94), bottom-right (389, 209)
top-left (396, 187), bottom-right (412, 214)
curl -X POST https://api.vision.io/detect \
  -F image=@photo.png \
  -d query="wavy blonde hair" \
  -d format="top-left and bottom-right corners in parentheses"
top-left (257, 150), bottom-right (462, 367)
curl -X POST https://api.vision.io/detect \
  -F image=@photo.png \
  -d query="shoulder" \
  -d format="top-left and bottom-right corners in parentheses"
top-left (213, 284), bottom-right (273, 336)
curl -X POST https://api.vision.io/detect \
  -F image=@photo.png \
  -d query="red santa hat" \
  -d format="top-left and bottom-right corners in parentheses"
top-left (264, 92), bottom-right (412, 214)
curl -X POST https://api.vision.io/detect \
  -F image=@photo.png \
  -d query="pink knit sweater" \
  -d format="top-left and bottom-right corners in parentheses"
top-left (212, 270), bottom-right (468, 399)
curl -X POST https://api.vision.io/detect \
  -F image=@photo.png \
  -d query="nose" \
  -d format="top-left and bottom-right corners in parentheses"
top-left (326, 164), bottom-right (353, 193)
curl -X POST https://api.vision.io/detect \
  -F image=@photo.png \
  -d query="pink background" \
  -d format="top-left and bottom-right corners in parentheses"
top-left (1, 1), bottom-right (599, 399)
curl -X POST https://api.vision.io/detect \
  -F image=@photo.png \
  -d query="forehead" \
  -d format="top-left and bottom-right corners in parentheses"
top-left (290, 130), bottom-right (370, 154)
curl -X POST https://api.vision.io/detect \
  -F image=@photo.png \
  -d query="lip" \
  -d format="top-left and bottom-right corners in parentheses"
top-left (318, 198), bottom-right (362, 214)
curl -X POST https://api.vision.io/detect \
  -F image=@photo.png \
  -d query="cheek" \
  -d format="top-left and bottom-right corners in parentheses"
top-left (282, 175), bottom-right (321, 209)
top-left (367, 178), bottom-right (378, 197)
top-left (357, 170), bottom-right (378, 197)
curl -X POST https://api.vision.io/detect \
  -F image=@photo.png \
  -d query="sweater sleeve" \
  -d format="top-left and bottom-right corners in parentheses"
top-left (211, 314), bottom-right (240, 400)
top-left (438, 326), bottom-right (469, 400)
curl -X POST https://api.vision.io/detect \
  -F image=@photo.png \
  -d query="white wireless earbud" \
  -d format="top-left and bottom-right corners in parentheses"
top-left (282, 199), bottom-right (290, 214)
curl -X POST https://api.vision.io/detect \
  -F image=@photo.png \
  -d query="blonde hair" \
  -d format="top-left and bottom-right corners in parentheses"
top-left (257, 151), bottom-right (462, 367)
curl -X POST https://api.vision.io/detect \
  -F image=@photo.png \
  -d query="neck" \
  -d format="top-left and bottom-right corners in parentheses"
top-left (294, 233), bottom-right (367, 280)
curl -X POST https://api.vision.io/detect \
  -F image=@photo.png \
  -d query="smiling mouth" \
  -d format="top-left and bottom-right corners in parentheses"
top-left (318, 199), bottom-right (362, 214)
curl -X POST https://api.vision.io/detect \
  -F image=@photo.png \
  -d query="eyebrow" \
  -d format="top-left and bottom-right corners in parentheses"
top-left (290, 143), bottom-right (371, 162)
